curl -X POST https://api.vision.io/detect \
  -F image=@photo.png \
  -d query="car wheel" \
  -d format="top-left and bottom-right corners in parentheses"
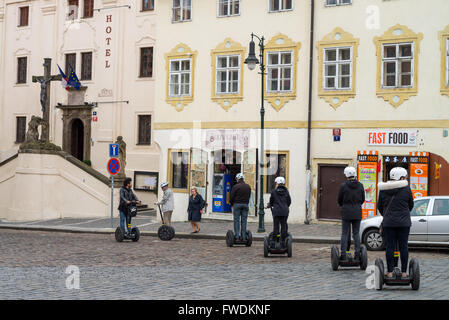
top-left (363, 229), bottom-right (385, 251)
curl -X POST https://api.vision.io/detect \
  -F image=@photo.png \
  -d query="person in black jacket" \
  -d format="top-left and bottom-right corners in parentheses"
top-left (378, 167), bottom-right (414, 279)
top-left (187, 187), bottom-right (205, 233)
top-left (230, 173), bottom-right (251, 241)
top-left (118, 178), bottom-right (141, 235)
top-left (337, 166), bottom-right (365, 260)
top-left (266, 177), bottom-right (291, 246)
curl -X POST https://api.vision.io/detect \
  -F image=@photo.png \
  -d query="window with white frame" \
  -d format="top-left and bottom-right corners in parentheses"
top-left (267, 51), bottom-right (293, 92)
top-left (172, 0), bottom-right (191, 22)
top-left (323, 47), bottom-right (352, 90)
top-left (218, 0), bottom-right (240, 17)
top-left (216, 55), bottom-right (240, 94)
top-left (169, 59), bottom-right (192, 97)
top-left (269, 0), bottom-right (292, 12)
top-left (325, 0), bottom-right (352, 6)
top-left (381, 43), bottom-right (413, 88)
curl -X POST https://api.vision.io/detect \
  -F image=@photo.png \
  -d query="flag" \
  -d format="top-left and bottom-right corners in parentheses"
top-left (57, 64), bottom-right (69, 91)
top-left (67, 63), bottom-right (81, 90)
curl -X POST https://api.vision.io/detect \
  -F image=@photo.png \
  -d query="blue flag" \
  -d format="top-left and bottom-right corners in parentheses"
top-left (67, 63), bottom-right (81, 90)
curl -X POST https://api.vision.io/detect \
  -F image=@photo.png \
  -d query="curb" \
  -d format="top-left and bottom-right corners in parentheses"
top-left (0, 224), bottom-right (340, 244)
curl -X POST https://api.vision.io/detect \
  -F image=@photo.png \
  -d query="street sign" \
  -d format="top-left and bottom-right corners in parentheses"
top-left (107, 158), bottom-right (120, 176)
top-left (109, 143), bottom-right (119, 157)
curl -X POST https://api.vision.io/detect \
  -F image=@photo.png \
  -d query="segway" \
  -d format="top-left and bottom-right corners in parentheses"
top-left (374, 242), bottom-right (420, 290)
top-left (331, 227), bottom-right (368, 270)
top-left (263, 232), bottom-right (293, 257)
top-left (157, 203), bottom-right (175, 241)
top-left (225, 230), bottom-right (253, 247)
top-left (115, 201), bottom-right (140, 242)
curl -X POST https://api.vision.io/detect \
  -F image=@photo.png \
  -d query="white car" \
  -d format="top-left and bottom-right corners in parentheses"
top-left (360, 196), bottom-right (449, 251)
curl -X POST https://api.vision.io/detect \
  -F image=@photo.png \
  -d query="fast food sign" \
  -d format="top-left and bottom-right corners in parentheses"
top-left (368, 130), bottom-right (418, 147)
top-left (357, 151), bottom-right (379, 220)
top-left (409, 152), bottom-right (429, 199)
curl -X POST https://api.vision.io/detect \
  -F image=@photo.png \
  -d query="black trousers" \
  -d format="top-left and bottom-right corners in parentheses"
top-left (383, 226), bottom-right (410, 273)
top-left (273, 216), bottom-right (288, 241)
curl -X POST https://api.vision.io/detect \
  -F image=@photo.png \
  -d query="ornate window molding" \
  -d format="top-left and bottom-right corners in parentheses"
top-left (317, 28), bottom-right (359, 109)
top-left (164, 43), bottom-right (197, 111)
top-left (374, 24), bottom-right (423, 108)
top-left (439, 25), bottom-right (449, 98)
top-left (265, 34), bottom-right (301, 111)
top-left (211, 38), bottom-right (246, 111)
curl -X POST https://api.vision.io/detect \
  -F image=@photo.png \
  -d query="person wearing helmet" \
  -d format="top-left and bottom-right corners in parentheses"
top-left (267, 176), bottom-right (291, 247)
top-left (155, 182), bottom-right (174, 226)
top-left (378, 167), bottom-right (414, 279)
top-left (230, 173), bottom-right (252, 241)
top-left (337, 166), bottom-right (365, 261)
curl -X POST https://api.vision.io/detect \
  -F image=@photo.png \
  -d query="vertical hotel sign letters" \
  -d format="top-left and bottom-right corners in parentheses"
top-left (105, 14), bottom-right (112, 68)
top-left (357, 151), bottom-right (379, 220)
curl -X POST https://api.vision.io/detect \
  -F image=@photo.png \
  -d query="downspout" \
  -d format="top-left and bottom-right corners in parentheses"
top-left (304, 0), bottom-right (315, 225)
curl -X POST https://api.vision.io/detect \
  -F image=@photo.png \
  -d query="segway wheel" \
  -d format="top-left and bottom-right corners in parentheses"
top-left (115, 227), bottom-right (124, 242)
top-left (360, 245), bottom-right (368, 270)
top-left (158, 225), bottom-right (175, 241)
top-left (226, 230), bottom-right (234, 247)
top-left (245, 231), bottom-right (252, 247)
top-left (410, 258), bottom-right (420, 290)
top-left (287, 237), bottom-right (292, 258)
top-left (131, 227), bottom-right (140, 242)
top-left (263, 236), bottom-right (269, 257)
top-left (374, 258), bottom-right (385, 290)
top-left (331, 245), bottom-right (339, 271)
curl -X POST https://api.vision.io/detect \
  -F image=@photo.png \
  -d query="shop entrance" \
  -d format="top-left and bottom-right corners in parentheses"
top-left (382, 155), bottom-right (409, 182)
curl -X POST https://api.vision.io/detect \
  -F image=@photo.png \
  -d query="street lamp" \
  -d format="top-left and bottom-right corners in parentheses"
top-left (244, 33), bottom-right (266, 233)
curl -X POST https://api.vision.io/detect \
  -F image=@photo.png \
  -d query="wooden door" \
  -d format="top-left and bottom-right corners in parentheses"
top-left (317, 164), bottom-right (347, 220)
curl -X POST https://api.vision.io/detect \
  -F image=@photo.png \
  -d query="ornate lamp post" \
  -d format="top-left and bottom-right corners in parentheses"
top-left (244, 33), bottom-right (266, 233)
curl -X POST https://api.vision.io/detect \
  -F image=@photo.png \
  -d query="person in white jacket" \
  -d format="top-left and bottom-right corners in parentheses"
top-left (155, 182), bottom-right (174, 226)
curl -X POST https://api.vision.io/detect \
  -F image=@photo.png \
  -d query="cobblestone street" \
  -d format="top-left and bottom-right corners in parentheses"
top-left (0, 229), bottom-right (448, 300)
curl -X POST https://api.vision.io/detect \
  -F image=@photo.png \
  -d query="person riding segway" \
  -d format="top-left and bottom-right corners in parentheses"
top-left (155, 182), bottom-right (175, 241)
top-left (263, 177), bottom-right (293, 257)
top-left (115, 178), bottom-right (141, 242)
top-left (374, 167), bottom-right (420, 290)
top-left (331, 166), bottom-right (368, 270)
top-left (226, 173), bottom-right (252, 247)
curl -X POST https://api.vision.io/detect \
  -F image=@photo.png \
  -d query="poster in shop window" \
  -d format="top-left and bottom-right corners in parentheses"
top-left (358, 162), bottom-right (378, 220)
top-left (409, 162), bottom-right (429, 199)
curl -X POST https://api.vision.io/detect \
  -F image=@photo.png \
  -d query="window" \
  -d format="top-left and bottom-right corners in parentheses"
top-left (65, 53), bottom-right (76, 76)
top-left (68, 0), bottom-right (79, 20)
top-left (17, 57), bottom-right (27, 84)
top-left (381, 43), bottom-right (413, 88)
top-left (269, 0), bottom-right (292, 12)
top-left (142, 0), bottom-right (154, 11)
top-left (170, 151), bottom-right (189, 190)
top-left (433, 199), bottom-right (449, 216)
top-left (410, 199), bottom-right (429, 216)
top-left (325, 0), bottom-right (352, 6)
top-left (172, 0), bottom-right (191, 22)
top-left (169, 59), bottom-right (191, 96)
top-left (216, 55), bottom-right (240, 94)
top-left (138, 115), bottom-right (152, 145)
top-left (16, 117), bottom-right (26, 143)
top-left (265, 152), bottom-right (288, 193)
top-left (140, 47), bottom-right (153, 78)
top-left (267, 51), bottom-right (293, 92)
top-left (446, 38), bottom-right (449, 86)
top-left (81, 52), bottom-right (92, 80)
top-left (83, 0), bottom-right (94, 18)
top-left (218, 0), bottom-right (239, 17)
top-left (19, 6), bottom-right (29, 27)
top-left (323, 47), bottom-right (352, 90)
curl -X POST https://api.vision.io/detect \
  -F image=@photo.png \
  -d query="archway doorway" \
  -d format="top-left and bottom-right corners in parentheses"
top-left (70, 119), bottom-right (84, 161)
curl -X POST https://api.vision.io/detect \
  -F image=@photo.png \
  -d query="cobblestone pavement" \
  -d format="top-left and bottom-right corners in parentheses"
top-left (1, 230), bottom-right (449, 300)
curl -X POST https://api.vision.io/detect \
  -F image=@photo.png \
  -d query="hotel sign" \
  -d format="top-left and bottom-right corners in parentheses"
top-left (205, 129), bottom-right (249, 149)
top-left (368, 129), bottom-right (417, 147)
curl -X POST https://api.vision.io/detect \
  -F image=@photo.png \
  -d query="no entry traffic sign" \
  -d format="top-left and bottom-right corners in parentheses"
top-left (107, 158), bottom-right (120, 176)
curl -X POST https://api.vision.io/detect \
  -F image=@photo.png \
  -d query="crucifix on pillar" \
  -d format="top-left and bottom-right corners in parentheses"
top-left (32, 58), bottom-right (62, 142)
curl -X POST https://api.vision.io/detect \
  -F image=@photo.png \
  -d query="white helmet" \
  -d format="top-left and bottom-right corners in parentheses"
top-left (275, 176), bottom-right (286, 185)
top-left (236, 173), bottom-right (245, 181)
top-left (160, 182), bottom-right (169, 188)
top-left (344, 166), bottom-right (357, 178)
top-left (390, 167), bottom-right (408, 181)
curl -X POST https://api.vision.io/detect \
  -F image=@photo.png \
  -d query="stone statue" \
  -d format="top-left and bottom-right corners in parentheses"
top-left (116, 136), bottom-right (126, 178)
top-left (25, 116), bottom-right (47, 142)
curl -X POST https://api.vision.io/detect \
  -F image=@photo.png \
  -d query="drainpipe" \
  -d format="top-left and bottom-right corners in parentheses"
top-left (304, 0), bottom-right (315, 225)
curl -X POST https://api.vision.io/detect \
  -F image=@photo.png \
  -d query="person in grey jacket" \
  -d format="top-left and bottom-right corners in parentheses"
top-left (155, 182), bottom-right (174, 226)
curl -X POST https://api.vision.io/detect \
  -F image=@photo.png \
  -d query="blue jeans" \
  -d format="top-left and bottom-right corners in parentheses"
top-left (120, 210), bottom-right (131, 234)
top-left (384, 227), bottom-right (410, 273)
top-left (341, 219), bottom-right (361, 256)
top-left (233, 203), bottom-right (249, 239)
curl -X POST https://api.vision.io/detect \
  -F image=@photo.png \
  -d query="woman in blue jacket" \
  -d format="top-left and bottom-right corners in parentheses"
top-left (187, 187), bottom-right (205, 234)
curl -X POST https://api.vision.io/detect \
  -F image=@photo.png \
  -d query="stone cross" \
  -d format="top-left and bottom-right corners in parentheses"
top-left (32, 58), bottom-right (62, 141)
